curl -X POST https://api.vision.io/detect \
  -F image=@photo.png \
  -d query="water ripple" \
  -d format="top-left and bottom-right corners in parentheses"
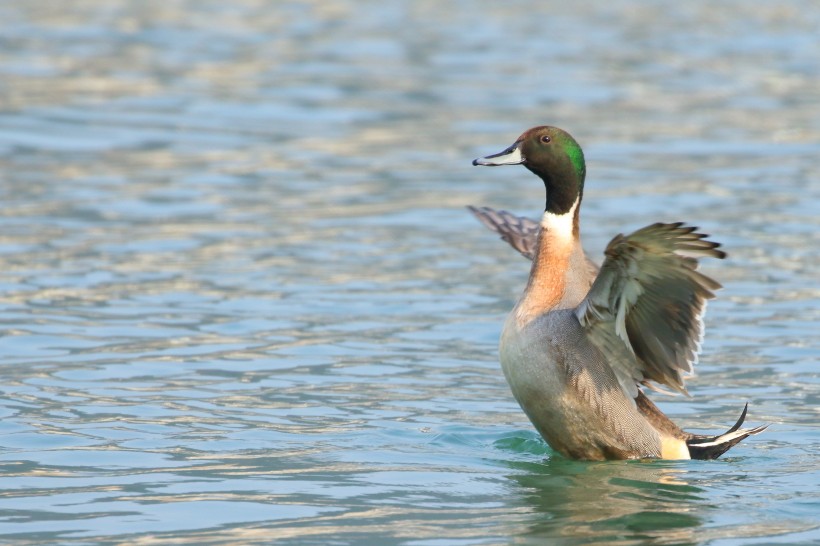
top-left (0, 0), bottom-right (818, 544)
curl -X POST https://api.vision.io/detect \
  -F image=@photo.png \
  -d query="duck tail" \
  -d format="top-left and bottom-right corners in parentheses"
top-left (686, 403), bottom-right (768, 460)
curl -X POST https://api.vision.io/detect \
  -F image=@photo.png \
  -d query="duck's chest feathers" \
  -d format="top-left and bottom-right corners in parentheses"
top-left (498, 312), bottom-right (601, 452)
top-left (500, 311), bottom-right (571, 400)
top-left (513, 203), bottom-right (587, 325)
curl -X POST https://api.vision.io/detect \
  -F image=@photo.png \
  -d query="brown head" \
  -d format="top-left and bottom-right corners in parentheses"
top-left (473, 126), bottom-right (586, 216)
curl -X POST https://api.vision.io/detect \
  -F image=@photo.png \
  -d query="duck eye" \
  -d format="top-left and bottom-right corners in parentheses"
top-left (540, 135), bottom-right (551, 143)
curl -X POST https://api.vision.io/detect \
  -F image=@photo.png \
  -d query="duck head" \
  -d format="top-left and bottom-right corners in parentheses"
top-left (473, 126), bottom-right (586, 216)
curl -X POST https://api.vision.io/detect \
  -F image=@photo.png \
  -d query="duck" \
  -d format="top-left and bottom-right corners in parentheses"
top-left (470, 125), bottom-right (767, 460)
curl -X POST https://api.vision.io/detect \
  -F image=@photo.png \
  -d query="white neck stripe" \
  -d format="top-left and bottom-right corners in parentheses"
top-left (540, 198), bottom-right (578, 241)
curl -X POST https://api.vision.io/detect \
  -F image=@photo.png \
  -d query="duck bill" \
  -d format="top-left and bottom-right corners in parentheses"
top-left (472, 142), bottom-right (524, 166)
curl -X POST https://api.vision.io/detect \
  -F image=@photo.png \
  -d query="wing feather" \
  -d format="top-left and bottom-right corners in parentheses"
top-left (575, 222), bottom-right (725, 397)
top-left (467, 206), bottom-right (540, 259)
top-left (468, 206), bottom-right (599, 276)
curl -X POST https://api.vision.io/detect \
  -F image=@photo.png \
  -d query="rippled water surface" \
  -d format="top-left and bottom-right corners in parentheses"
top-left (0, 1), bottom-right (818, 544)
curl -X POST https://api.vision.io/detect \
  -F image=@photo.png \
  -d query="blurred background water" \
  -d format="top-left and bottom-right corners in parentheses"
top-left (0, 1), bottom-right (818, 544)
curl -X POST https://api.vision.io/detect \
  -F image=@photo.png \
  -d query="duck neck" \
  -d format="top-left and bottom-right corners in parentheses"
top-left (541, 171), bottom-right (583, 219)
top-left (515, 196), bottom-right (583, 323)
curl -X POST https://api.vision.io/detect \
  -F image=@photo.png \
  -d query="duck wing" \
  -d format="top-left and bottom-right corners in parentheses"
top-left (468, 205), bottom-right (600, 275)
top-left (574, 222), bottom-right (725, 398)
top-left (467, 206), bottom-right (540, 259)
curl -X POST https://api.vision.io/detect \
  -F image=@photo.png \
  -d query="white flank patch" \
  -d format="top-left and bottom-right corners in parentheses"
top-left (540, 198), bottom-right (579, 242)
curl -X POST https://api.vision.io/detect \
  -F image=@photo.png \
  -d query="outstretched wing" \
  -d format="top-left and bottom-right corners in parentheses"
top-left (468, 205), bottom-right (600, 276)
top-left (575, 222), bottom-right (725, 398)
top-left (467, 206), bottom-right (540, 259)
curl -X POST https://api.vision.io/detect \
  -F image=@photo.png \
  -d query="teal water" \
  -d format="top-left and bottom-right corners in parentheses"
top-left (0, 1), bottom-right (818, 544)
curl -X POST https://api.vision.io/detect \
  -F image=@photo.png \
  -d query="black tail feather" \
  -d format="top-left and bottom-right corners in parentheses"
top-left (724, 402), bottom-right (749, 434)
top-left (686, 403), bottom-right (768, 460)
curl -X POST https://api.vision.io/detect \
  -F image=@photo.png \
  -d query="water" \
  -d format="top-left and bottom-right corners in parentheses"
top-left (0, 1), bottom-right (818, 544)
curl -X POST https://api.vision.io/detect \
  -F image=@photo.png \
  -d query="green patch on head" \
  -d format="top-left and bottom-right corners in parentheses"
top-left (562, 136), bottom-right (586, 182)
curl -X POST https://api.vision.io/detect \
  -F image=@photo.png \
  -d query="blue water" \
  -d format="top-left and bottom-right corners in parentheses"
top-left (0, 1), bottom-right (818, 544)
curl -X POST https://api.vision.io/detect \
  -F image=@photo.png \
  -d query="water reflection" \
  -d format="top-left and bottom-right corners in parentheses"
top-left (506, 456), bottom-right (707, 545)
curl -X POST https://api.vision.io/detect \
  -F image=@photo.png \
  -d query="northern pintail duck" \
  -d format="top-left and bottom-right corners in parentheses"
top-left (471, 126), bottom-right (766, 460)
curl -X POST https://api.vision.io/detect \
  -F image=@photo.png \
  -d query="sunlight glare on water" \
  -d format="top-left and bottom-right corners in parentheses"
top-left (0, 1), bottom-right (818, 544)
